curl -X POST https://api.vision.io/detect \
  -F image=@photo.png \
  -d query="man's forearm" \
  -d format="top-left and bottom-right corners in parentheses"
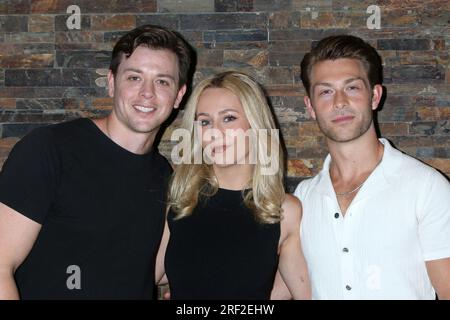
top-left (0, 271), bottom-right (20, 300)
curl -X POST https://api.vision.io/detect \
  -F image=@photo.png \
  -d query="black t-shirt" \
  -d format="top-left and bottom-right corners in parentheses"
top-left (165, 188), bottom-right (280, 299)
top-left (0, 118), bottom-right (172, 299)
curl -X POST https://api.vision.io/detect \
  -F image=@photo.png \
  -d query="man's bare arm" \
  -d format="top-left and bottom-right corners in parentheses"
top-left (426, 257), bottom-right (450, 300)
top-left (0, 202), bottom-right (41, 299)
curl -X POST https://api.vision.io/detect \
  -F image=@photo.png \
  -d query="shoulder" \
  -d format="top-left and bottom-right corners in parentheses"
top-left (293, 174), bottom-right (321, 199)
top-left (19, 118), bottom-right (88, 145)
top-left (389, 147), bottom-right (445, 183)
top-left (281, 194), bottom-right (302, 223)
top-left (153, 151), bottom-right (174, 176)
top-left (279, 194), bottom-right (302, 242)
top-left (11, 124), bottom-right (57, 153)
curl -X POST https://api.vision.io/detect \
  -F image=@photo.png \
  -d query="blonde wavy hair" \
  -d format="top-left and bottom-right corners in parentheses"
top-left (168, 71), bottom-right (285, 224)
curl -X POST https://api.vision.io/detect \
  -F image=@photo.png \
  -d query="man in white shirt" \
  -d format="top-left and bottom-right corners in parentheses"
top-left (273, 35), bottom-right (450, 299)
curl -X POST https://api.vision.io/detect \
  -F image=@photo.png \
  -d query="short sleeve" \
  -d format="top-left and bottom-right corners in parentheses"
top-left (0, 127), bottom-right (60, 224)
top-left (293, 179), bottom-right (308, 202)
top-left (418, 169), bottom-right (450, 261)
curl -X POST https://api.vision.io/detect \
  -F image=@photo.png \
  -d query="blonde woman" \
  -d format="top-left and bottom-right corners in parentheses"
top-left (155, 71), bottom-right (310, 299)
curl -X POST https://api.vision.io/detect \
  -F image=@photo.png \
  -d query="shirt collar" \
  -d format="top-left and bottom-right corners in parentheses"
top-left (315, 138), bottom-right (404, 199)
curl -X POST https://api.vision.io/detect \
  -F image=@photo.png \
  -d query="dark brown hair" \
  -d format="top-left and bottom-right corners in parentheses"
top-left (300, 35), bottom-right (383, 96)
top-left (109, 24), bottom-right (192, 87)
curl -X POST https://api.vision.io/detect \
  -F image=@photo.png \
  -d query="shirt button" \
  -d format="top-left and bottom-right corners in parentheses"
top-left (343, 247), bottom-right (349, 253)
top-left (346, 285), bottom-right (352, 291)
top-left (334, 212), bottom-right (339, 219)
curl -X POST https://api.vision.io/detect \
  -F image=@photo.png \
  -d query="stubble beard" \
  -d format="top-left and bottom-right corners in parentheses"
top-left (315, 99), bottom-right (374, 143)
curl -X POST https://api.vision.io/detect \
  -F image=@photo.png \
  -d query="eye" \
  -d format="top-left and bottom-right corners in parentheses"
top-left (156, 79), bottom-right (170, 86)
top-left (347, 85), bottom-right (360, 91)
top-left (319, 89), bottom-right (332, 96)
top-left (127, 75), bottom-right (140, 81)
top-left (224, 115), bottom-right (237, 122)
top-left (199, 119), bottom-right (210, 127)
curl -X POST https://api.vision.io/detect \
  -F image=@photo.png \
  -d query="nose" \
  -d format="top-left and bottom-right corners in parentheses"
top-left (202, 121), bottom-right (224, 143)
top-left (140, 80), bottom-right (155, 99)
top-left (212, 121), bottom-right (224, 132)
top-left (333, 89), bottom-right (348, 109)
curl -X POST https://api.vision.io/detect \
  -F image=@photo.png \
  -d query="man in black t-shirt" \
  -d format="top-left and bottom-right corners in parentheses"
top-left (0, 25), bottom-right (192, 299)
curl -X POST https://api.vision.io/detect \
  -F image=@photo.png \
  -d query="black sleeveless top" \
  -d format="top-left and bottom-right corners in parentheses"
top-left (165, 188), bottom-right (280, 300)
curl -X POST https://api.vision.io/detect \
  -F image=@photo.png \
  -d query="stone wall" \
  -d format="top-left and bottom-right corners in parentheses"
top-left (0, 0), bottom-right (449, 190)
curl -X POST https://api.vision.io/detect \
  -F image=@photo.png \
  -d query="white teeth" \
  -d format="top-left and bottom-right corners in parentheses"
top-left (134, 105), bottom-right (155, 113)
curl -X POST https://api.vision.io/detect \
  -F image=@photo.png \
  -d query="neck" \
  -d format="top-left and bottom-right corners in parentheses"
top-left (213, 164), bottom-right (253, 191)
top-left (328, 126), bottom-right (383, 182)
top-left (94, 113), bottom-right (156, 155)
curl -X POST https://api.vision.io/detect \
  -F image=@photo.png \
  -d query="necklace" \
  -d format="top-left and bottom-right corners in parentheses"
top-left (335, 180), bottom-right (366, 197)
top-left (334, 154), bottom-right (384, 197)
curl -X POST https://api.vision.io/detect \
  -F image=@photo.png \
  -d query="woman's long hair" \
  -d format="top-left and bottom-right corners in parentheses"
top-left (168, 71), bottom-right (284, 224)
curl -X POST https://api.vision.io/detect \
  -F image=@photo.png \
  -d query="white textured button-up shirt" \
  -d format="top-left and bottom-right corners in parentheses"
top-left (294, 139), bottom-right (450, 299)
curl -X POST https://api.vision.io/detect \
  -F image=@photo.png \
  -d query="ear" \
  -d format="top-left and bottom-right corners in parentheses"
top-left (371, 84), bottom-right (383, 111)
top-left (304, 96), bottom-right (316, 120)
top-left (174, 84), bottom-right (187, 109)
top-left (107, 70), bottom-right (115, 98)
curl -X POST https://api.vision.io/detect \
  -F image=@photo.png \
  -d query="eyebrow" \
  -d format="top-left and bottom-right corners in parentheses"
top-left (122, 68), bottom-right (176, 81)
top-left (196, 108), bottom-right (240, 118)
top-left (312, 77), bottom-right (367, 89)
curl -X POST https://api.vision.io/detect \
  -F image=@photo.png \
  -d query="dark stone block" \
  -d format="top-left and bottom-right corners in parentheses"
top-left (378, 39), bottom-right (430, 51)
top-left (4, 32), bottom-right (54, 43)
top-left (410, 121), bottom-right (437, 135)
top-left (104, 31), bottom-right (128, 43)
top-left (388, 66), bottom-right (445, 82)
top-left (378, 105), bottom-right (415, 122)
top-left (0, 0), bottom-right (30, 14)
top-left (180, 13), bottom-right (267, 30)
top-left (270, 28), bottom-right (348, 41)
top-left (55, 43), bottom-right (111, 51)
top-left (32, 0), bottom-right (156, 14)
top-left (177, 31), bottom-right (203, 42)
top-left (0, 43), bottom-right (55, 55)
top-left (0, 69), bottom-right (4, 86)
top-left (0, 87), bottom-right (68, 98)
top-left (5, 69), bottom-right (62, 87)
top-left (0, 16), bottom-right (28, 32)
top-left (215, 0), bottom-right (237, 12)
top-left (215, 0), bottom-right (253, 12)
top-left (384, 95), bottom-right (412, 107)
top-left (62, 69), bottom-right (91, 87)
top-left (434, 147), bottom-right (450, 158)
top-left (136, 15), bottom-right (179, 30)
top-left (204, 29), bottom-right (267, 42)
top-left (62, 86), bottom-right (108, 99)
top-left (269, 51), bottom-right (304, 67)
top-left (436, 96), bottom-right (450, 107)
top-left (203, 40), bottom-right (267, 50)
top-left (16, 99), bottom-right (64, 110)
top-left (286, 147), bottom-right (297, 159)
top-left (415, 147), bottom-right (435, 158)
top-left (269, 11), bottom-right (302, 29)
top-left (254, 0), bottom-right (291, 11)
top-left (56, 50), bottom-right (111, 68)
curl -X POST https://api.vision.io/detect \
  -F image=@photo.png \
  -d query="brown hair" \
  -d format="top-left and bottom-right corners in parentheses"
top-left (300, 35), bottom-right (383, 96)
top-left (109, 24), bottom-right (192, 87)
